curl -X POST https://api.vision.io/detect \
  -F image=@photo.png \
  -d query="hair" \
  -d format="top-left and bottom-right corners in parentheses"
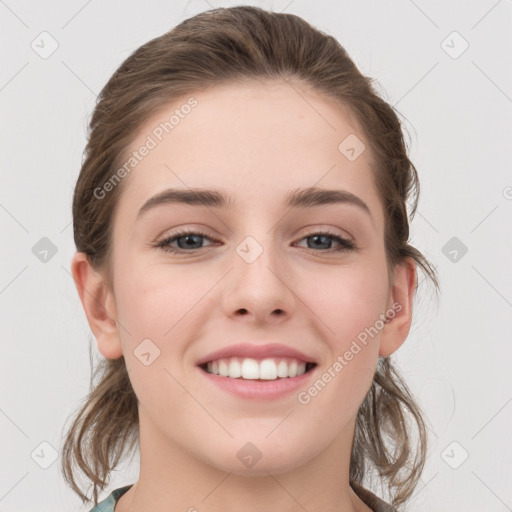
top-left (61, 5), bottom-right (438, 509)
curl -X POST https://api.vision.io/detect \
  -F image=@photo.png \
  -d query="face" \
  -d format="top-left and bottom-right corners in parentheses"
top-left (97, 80), bottom-right (401, 475)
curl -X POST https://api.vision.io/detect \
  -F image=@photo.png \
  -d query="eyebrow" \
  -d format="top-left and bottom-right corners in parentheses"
top-left (137, 186), bottom-right (372, 219)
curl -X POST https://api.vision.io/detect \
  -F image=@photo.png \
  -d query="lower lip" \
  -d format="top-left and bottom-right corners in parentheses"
top-left (197, 365), bottom-right (317, 400)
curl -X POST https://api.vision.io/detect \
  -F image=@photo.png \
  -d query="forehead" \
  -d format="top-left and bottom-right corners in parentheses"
top-left (113, 79), bottom-right (382, 227)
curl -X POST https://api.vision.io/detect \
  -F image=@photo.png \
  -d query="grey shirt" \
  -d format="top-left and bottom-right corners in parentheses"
top-left (88, 482), bottom-right (396, 512)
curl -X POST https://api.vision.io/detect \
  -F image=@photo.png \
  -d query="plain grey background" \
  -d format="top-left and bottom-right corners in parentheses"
top-left (1, 0), bottom-right (511, 510)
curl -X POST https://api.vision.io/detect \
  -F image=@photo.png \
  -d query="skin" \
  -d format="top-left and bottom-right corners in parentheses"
top-left (72, 79), bottom-right (415, 512)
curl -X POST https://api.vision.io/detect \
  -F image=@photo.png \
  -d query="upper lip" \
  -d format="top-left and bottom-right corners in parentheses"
top-left (196, 343), bottom-right (318, 366)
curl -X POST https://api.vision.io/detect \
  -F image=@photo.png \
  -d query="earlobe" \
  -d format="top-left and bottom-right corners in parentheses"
top-left (379, 258), bottom-right (416, 357)
top-left (70, 252), bottom-right (123, 359)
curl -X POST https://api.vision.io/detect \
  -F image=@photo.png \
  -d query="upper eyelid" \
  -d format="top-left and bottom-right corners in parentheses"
top-left (157, 228), bottom-right (354, 248)
top-left (158, 227), bottom-right (352, 240)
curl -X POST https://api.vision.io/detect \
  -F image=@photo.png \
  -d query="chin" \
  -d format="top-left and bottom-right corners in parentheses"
top-left (200, 438), bottom-right (317, 477)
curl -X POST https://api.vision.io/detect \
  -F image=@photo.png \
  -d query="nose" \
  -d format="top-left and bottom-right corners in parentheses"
top-left (221, 235), bottom-right (297, 325)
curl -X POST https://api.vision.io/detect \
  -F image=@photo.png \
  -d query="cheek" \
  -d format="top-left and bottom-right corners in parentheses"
top-left (111, 266), bottom-right (193, 405)
top-left (297, 259), bottom-right (389, 342)
top-left (294, 267), bottom-right (387, 422)
top-left (112, 270), bottom-right (197, 416)
top-left (293, 258), bottom-right (388, 409)
top-left (114, 260), bottom-right (200, 338)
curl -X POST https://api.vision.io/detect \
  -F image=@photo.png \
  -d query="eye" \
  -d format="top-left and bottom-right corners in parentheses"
top-left (154, 229), bottom-right (217, 253)
top-left (154, 229), bottom-right (356, 254)
top-left (295, 230), bottom-right (355, 252)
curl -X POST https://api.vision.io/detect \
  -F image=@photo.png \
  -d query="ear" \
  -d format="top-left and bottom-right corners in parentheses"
top-left (70, 252), bottom-right (123, 359)
top-left (379, 258), bottom-right (416, 357)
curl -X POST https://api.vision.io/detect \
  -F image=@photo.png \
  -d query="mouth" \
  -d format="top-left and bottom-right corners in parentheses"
top-left (198, 357), bottom-right (318, 381)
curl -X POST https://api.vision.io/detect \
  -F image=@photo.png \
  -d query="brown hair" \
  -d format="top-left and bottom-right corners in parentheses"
top-left (61, 5), bottom-right (438, 509)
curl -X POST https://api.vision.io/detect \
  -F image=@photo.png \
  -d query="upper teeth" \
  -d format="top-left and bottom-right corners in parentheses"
top-left (205, 357), bottom-right (309, 380)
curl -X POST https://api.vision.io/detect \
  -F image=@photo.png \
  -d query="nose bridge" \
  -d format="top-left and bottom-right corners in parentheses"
top-left (223, 230), bottom-right (294, 321)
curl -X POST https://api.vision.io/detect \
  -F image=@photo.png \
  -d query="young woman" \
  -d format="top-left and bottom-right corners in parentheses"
top-left (61, 6), bottom-right (437, 512)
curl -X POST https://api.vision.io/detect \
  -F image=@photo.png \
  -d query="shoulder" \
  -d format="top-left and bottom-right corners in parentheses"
top-left (87, 482), bottom-right (393, 512)
top-left (88, 485), bottom-right (133, 512)
top-left (350, 481), bottom-right (396, 512)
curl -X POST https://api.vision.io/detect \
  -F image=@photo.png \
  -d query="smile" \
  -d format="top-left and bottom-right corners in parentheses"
top-left (200, 357), bottom-right (317, 381)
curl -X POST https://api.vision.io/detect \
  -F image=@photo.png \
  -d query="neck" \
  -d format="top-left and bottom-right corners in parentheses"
top-left (115, 411), bottom-right (371, 512)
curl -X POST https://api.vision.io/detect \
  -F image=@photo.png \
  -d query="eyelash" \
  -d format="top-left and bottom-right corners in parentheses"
top-left (154, 228), bottom-right (356, 254)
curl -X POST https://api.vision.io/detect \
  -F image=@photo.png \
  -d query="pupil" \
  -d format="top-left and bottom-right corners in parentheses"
top-left (310, 235), bottom-right (330, 249)
top-left (179, 234), bottom-right (201, 249)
